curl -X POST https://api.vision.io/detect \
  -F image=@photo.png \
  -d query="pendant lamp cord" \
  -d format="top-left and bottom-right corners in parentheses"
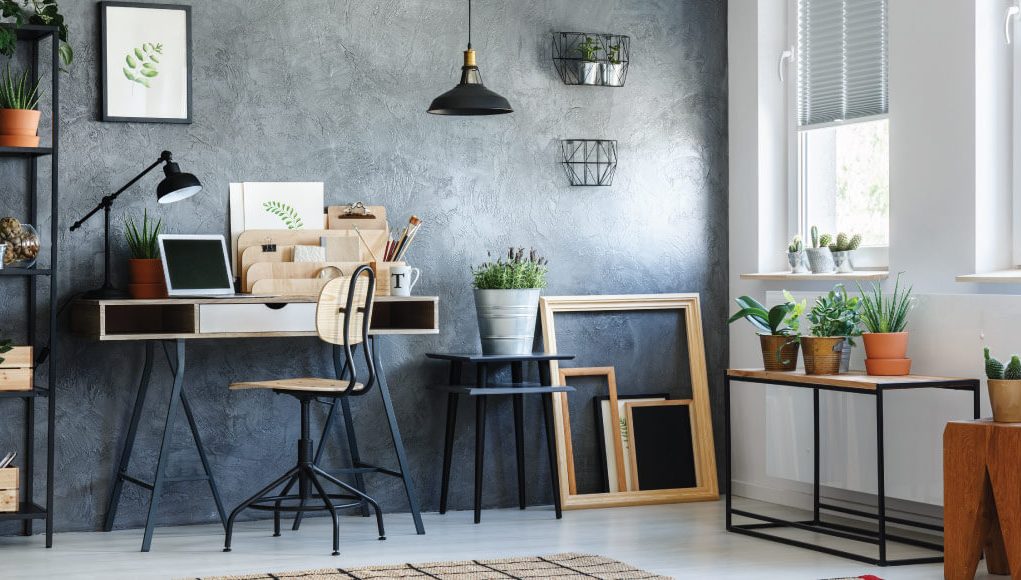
top-left (467, 0), bottom-right (472, 49)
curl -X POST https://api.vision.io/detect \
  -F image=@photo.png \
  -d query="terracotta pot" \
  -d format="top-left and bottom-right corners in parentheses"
top-left (128, 283), bottom-right (167, 300)
top-left (988, 379), bottom-right (1021, 422)
top-left (865, 358), bottom-right (912, 376)
top-left (759, 334), bottom-right (799, 371)
top-left (0, 109), bottom-right (40, 137)
top-left (0, 134), bottom-right (39, 147)
top-left (129, 258), bottom-right (165, 285)
top-left (801, 336), bottom-right (845, 375)
top-left (862, 332), bottom-right (909, 360)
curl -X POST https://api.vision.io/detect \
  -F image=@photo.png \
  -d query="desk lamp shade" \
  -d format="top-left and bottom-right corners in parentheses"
top-left (157, 162), bottom-right (202, 204)
top-left (427, 0), bottom-right (512, 116)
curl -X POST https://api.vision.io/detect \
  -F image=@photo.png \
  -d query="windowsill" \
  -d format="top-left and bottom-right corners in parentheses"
top-left (740, 270), bottom-right (889, 282)
top-left (955, 270), bottom-right (1021, 283)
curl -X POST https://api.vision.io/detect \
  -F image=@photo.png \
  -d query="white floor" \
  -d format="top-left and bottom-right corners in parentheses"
top-left (0, 501), bottom-right (1000, 579)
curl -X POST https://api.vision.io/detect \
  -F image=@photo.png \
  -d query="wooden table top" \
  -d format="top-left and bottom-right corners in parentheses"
top-left (726, 368), bottom-right (979, 391)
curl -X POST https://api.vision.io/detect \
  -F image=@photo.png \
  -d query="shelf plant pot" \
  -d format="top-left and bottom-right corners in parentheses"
top-left (577, 61), bottom-right (602, 85)
top-left (831, 250), bottom-right (854, 273)
top-left (474, 288), bottom-right (540, 355)
top-left (988, 379), bottom-right (1021, 422)
top-left (787, 251), bottom-right (808, 274)
top-left (0, 109), bottom-right (40, 147)
top-left (865, 358), bottom-right (912, 376)
top-left (802, 336), bottom-right (845, 375)
top-left (603, 63), bottom-right (625, 86)
top-left (806, 247), bottom-right (835, 274)
top-left (128, 258), bottom-right (167, 299)
top-left (759, 334), bottom-right (799, 371)
top-left (863, 332), bottom-right (909, 360)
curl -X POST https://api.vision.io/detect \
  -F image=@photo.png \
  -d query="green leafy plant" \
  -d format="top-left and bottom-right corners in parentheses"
top-left (788, 235), bottom-right (804, 253)
top-left (607, 43), bottom-right (622, 64)
top-left (472, 247), bottom-right (548, 290)
top-left (857, 273), bottom-right (914, 333)
top-left (575, 36), bottom-right (601, 62)
top-left (829, 232), bottom-right (863, 252)
top-left (0, 64), bottom-right (40, 110)
top-left (263, 201), bottom-right (304, 230)
top-left (0, 0), bottom-right (72, 67)
top-left (986, 347), bottom-right (1007, 379)
top-left (807, 284), bottom-right (862, 343)
top-left (0, 329), bottom-right (11, 365)
top-left (728, 291), bottom-right (806, 336)
top-left (124, 210), bottom-right (162, 260)
top-left (123, 42), bottom-right (163, 88)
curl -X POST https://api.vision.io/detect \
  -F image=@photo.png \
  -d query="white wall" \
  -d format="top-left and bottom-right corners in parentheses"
top-left (728, 0), bottom-right (1020, 510)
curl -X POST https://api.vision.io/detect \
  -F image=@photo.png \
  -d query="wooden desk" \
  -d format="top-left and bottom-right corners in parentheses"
top-left (944, 420), bottom-right (1021, 579)
top-left (71, 296), bottom-right (438, 552)
top-left (724, 369), bottom-right (980, 567)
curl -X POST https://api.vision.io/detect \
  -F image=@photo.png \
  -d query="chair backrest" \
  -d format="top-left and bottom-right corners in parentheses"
top-left (315, 265), bottom-right (376, 393)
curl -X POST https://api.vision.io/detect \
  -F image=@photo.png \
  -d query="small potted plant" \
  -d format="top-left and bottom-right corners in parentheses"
top-left (803, 284), bottom-right (861, 374)
top-left (829, 232), bottom-right (862, 273)
top-left (728, 291), bottom-right (806, 371)
top-left (787, 235), bottom-right (807, 273)
top-left (0, 64), bottom-right (42, 148)
top-left (984, 348), bottom-right (1021, 422)
top-left (472, 247), bottom-right (548, 355)
top-left (125, 210), bottom-right (166, 299)
top-left (806, 226), bottom-right (835, 274)
top-left (858, 274), bottom-right (914, 376)
top-left (603, 39), bottom-right (624, 86)
top-left (575, 36), bottom-right (602, 85)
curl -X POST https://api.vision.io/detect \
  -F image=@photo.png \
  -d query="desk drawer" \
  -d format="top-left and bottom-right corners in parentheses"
top-left (198, 303), bottom-right (316, 334)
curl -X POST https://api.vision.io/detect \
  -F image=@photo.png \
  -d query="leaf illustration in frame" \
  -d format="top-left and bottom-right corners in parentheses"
top-left (263, 201), bottom-right (305, 230)
top-left (123, 41), bottom-right (162, 88)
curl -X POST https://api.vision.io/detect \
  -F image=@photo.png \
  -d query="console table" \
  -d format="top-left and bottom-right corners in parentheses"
top-left (724, 369), bottom-right (980, 566)
top-left (71, 295), bottom-right (438, 551)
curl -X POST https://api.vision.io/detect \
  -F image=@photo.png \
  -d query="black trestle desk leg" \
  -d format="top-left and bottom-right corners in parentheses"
top-left (512, 361), bottom-right (526, 510)
top-left (539, 361), bottom-right (562, 519)
top-left (439, 361), bottom-right (461, 515)
top-left (104, 341), bottom-right (155, 533)
top-left (179, 389), bottom-right (228, 529)
top-left (142, 339), bottom-right (187, 552)
top-left (372, 336), bottom-right (425, 534)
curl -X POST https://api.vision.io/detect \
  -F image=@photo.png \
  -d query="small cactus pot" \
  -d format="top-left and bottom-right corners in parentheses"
top-left (806, 247), bottom-right (835, 274)
top-left (988, 379), bottom-right (1021, 422)
top-left (832, 250), bottom-right (854, 273)
top-left (787, 251), bottom-right (808, 274)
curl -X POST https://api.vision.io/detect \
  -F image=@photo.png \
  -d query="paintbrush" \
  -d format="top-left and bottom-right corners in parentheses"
top-left (395, 216), bottom-right (423, 262)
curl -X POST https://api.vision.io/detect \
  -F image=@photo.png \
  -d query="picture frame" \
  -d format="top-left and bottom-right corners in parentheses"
top-left (100, 2), bottom-right (192, 123)
top-left (625, 400), bottom-right (700, 491)
top-left (539, 293), bottom-right (718, 509)
top-left (557, 366), bottom-right (618, 496)
top-left (593, 392), bottom-right (669, 493)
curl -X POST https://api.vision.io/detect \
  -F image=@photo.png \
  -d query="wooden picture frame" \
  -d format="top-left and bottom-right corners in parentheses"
top-left (540, 293), bottom-right (718, 509)
top-left (625, 400), bottom-right (700, 491)
top-left (557, 367), bottom-right (621, 495)
top-left (594, 392), bottom-right (669, 492)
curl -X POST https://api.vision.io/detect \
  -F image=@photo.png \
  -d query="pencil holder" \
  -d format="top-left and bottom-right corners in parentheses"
top-left (370, 261), bottom-right (406, 296)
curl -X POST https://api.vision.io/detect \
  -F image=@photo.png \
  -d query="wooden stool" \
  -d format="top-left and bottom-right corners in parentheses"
top-left (944, 419), bottom-right (1021, 579)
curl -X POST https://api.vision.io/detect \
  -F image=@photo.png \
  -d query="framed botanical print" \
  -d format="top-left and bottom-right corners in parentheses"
top-left (100, 2), bottom-right (192, 123)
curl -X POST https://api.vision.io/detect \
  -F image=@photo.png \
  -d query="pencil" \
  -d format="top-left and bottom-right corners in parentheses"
top-left (352, 226), bottom-right (379, 263)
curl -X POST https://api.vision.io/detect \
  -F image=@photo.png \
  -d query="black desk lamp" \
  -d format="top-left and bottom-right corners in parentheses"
top-left (70, 150), bottom-right (202, 299)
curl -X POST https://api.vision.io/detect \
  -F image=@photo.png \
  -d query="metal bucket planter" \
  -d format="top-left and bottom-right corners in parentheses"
top-left (603, 63), bottom-right (625, 86)
top-left (806, 247), bottom-right (835, 274)
top-left (577, 61), bottom-right (602, 85)
top-left (474, 288), bottom-right (541, 355)
top-left (759, 334), bottom-right (799, 371)
top-left (802, 336), bottom-right (845, 375)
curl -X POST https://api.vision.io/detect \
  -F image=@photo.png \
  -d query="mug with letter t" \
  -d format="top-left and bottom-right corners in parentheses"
top-left (389, 264), bottom-right (420, 296)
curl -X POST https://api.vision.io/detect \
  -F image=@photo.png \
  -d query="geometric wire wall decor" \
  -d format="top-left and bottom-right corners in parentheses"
top-left (552, 32), bottom-right (630, 87)
top-left (560, 139), bottom-right (618, 186)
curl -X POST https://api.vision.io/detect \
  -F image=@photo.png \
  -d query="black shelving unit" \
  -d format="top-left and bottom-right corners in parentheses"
top-left (560, 139), bottom-right (618, 186)
top-left (552, 32), bottom-right (631, 87)
top-left (0, 24), bottom-right (60, 548)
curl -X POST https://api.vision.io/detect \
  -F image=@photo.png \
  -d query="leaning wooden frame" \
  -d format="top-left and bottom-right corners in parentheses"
top-left (539, 293), bottom-right (718, 509)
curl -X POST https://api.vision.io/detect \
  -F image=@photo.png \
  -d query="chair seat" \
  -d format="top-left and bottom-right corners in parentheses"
top-left (230, 378), bottom-right (364, 394)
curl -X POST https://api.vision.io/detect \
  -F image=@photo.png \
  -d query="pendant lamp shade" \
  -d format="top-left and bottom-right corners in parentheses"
top-left (428, 0), bottom-right (512, 115)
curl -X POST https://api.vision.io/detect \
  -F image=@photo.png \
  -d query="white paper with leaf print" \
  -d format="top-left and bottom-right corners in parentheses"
top-left (241, 182), bottom-right (324, 232)
top-left (104, 5), bottom-right (188, 120)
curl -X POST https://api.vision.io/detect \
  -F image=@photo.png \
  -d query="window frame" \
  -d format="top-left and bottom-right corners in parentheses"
top-left (1013, 10), bottom-right (1021, 266)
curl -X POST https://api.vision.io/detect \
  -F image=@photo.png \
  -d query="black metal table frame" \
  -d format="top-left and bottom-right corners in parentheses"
top-left (105, 335), bottom-right (424, 552)
top-left (723, 372), bottom-right (981, 567)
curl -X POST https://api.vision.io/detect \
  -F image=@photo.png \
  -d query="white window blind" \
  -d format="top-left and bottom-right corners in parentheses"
top-left (797, 0), bottom-right (888, 127)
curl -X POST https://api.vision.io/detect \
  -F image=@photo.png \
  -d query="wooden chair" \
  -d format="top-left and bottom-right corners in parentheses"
top-left (222, 265), bottom-right (385, 556)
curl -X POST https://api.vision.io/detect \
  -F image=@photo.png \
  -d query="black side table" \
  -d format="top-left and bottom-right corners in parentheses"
top-left (426, 353), bottom-right (576, 524)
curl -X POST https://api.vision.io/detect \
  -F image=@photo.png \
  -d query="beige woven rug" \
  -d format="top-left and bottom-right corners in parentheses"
top-left (198, 553), bottom-right (669, 579)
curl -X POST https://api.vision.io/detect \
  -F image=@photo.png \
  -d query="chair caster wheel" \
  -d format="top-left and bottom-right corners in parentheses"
top-left (332, 551), bottom-right (340, 556)
top-left (223, 548), bottom-right (231, 553)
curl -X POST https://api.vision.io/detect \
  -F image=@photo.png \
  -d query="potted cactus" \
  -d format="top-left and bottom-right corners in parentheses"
top-left (575, 36), bottom-right (603, 85)
top-left (787, 235), bottom-right (807, 273)
top-left (803, 284), bottom-right (861, 374)
top-left (728, 291), bottom-right (806, 371)
top-left (984, 348), bottom-right (1021, 422)
top-left (806, 226), bottom-right (835, 274)
top-left (829, 232), bottom-right (862, 273)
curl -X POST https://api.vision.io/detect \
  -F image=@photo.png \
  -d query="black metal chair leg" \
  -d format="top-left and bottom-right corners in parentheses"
top-left (439, 392), bottom-right (458, 514)
top-left (312, 465), bottom-right (386, 540)
top-left (305, 466), bottom-right (341, 556)
top-left (274, 472), bottom-right (300, 536)
top-left (223, 465), bottom-right (301, 552)
top-left (474, 395), bottom-right (487, 524)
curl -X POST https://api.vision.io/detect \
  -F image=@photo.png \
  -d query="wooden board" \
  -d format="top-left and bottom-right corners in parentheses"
top-left (238, 229), bottom-right (388, 267)
top-left (326, 205), bottom-right (387, 230)
top-left (0, 346), bottom-right (31, 369)
top-left (727, 368), bottom-right (977, 391)
top-left (316, 276), bottom-right (371, 346)
top-left (250, 278), bottom-right (328, 297)
top-left (625, 401), bottom-right (698, 491)
top-left (0, 368), bottom-right (31, 391)
top-left (239, 245), bottom-right (294, 291)
top-left (244, 261), bottom-right (367, 292)
top-left (322, 236), bottom-right (361, 261)
top-left (739, 271), bottom-right (889, 282)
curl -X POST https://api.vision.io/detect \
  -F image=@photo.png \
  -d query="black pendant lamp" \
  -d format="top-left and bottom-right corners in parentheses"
top-left (428, 0), bottom-right (512, 115)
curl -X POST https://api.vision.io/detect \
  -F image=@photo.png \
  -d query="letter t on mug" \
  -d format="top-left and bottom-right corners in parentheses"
top-left (389, 265), bottom-right (420, 296)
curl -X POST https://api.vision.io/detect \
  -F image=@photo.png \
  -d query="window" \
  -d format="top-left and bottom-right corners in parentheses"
top-left (791, 0), bottom-right (889, 262)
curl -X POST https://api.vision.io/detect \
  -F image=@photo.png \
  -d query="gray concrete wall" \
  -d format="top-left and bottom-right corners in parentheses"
top-left (0, 0), bottom-right (727, 533)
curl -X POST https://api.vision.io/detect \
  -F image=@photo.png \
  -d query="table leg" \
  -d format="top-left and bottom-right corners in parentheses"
top-left (104, 341), bottom-right (155, 533)
top-left (372, 336), bottom-right (425, 534)
top-left (724, 374), bottom-right (732, 530)
top-left (813, 388), bottom-right (820, 524)
top-left (474, 363), bottom-right (488, 524)
top-left (440, 362), bottom-right (461, 515)
top-left (179, 389), bottom-right (228, 529)
top-left (539, 361), bottom-right (562, 519)
top-left (142, 340), bottom-right (187, 553)
top-left (512, 361), bottom-right (526, 510)
top-left (22, 386), bottom-right (33, 537)
top-left (974, 383), bottom-right (981, 420)
top-left (876, 386), bottom-right (887, 565)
